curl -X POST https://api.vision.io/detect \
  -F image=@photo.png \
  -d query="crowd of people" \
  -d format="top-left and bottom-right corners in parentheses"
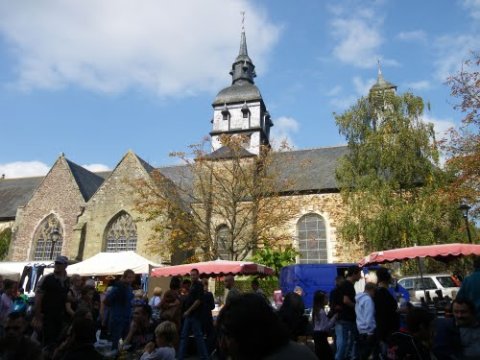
top-left (0, 255), bottom-right (479, 359)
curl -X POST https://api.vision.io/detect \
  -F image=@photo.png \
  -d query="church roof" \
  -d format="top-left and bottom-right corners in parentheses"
top-left (65, 159), bottom-right (106, 201)
top-left (270, 146), bottom-right (349, 193)
top-left (204, 145), bottom-right (256, 160)
top-left (0, 177), bottom-right (43, 220)
top-left (0, 146), bottom-right (349, 220)
top-left (213, 82), bottom-right (263, 106)
top-left (370, 62), bottom-right (397, 92)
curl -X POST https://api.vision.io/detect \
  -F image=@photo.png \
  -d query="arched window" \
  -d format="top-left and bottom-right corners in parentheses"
top-left (296, 213), bottom-right (327, 264)
top-left (105, 212), bottom-right (137, 252)
top-left (216, 225), bottom-right (231, 260)
top-left (33, 214), bottom-right (63, 260)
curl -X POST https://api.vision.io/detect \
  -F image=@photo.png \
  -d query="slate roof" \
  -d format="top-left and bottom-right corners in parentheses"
top-left (213, 82), bottom-right (263, 106)
top-left (0, 177), bottom-right (43, 220)
top-left (0, 145), bottom-right (349, 220)
top-left (270, 146), bottom-right (349, 193)
top-left (65, 159), bottom-right (107, 201)
top-left (204, 146), bottom-right (256, 160)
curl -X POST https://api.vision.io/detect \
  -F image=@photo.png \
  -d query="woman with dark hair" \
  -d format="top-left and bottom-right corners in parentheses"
top-left (216, 293), bottom-right (317, 359)
top-left (277, 292), bottom-right (311, 342)
top-left (312, 290), bottom-right (336, 360)
top-left (159, 277), bottom-right (182, 331)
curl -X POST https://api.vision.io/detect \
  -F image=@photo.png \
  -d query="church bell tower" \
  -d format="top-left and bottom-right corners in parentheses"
top-left (210, 24), bottom-right (273, 155)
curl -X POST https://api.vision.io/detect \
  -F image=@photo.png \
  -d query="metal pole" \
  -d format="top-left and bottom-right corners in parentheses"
top-left (49, 240), bottom-right (56, 260)
top-left (464, 215), bottom-right (473, 244)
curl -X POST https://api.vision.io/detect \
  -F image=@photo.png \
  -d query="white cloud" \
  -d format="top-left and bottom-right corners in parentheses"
top-left (353, 76), bottom-right (376, 96)
top-left (330, 17), bottom-right (383, 68)
top-left (0, 161), bottom-right (50, 178)
top-left (422, 114), bottom-right (456, 140)
top-left (434, 34), bottom-right (480, 81)
top-left (0, 0), bottom-right (280, 97)
top-left (82, 163), bottom-right (111, 172)
top-left (270, 116), bottom-right (299, 148)
top-left (326, 85), bottom-right (342, 97)
top-left (404, 80), bottom-right (431, 91)
top-left (462, 0), bottom-right (480, 20)
top-left (329, 95), bottom-right (357, 111)
top-left (396, 30), bottom-right (427, 42)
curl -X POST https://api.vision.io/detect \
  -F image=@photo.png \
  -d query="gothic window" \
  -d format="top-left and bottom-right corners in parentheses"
top-left (33, 214), bottom-right (63, 261)
top-left (105, 212), bottom-right (137, 252)
top-left (296, 213), bottom-right (327, 264)
top-left (216, 225), bottom-right (231, 260)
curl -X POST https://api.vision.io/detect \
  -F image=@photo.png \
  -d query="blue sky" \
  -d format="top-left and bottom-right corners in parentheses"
top-left (0, 0), bottom-right (479, 178)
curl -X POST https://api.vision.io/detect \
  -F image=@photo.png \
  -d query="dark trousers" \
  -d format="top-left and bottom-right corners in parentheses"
top-left (314, 330), bottom-right (334, 360)
top-left (357, 333), bottom-right (376, 360)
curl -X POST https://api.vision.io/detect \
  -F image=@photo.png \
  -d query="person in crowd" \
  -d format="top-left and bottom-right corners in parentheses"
top-left (133, 289), bottom-right (148, 306)
top-left (201, 278), bottom-right (216, 353)
top-left (217, 292), bottom-right (317, 359)
top-left (179, 279), bottom-right (191, 307)
top-left (159, 277), bottom-right (182, 331)
top-left (84, 279), bottom-right (100, 325)
top-left (355, 282), bottom-right (376, 360)
top-left (224, 274), bottom-right (241, 306)
top-left (452, 297), bottom-right (480, 358)
top-left (329, 275), bottom-right (346, 318)
top-left (0, 311), bottom-right (42, 360)
top-left (278, 291), bottom-right (311, 342)
top-left (177, 268), bottom-right (209, 360)
top-left (251, 278), bottom-right (263, 295)
top-left (103, 268), bottom-right (135, 350)
top-left (57, 317), bottom-right (103, 360)
top-left (149, 286), bottom-right (162, 323)
top-left (33, 255), bottom-right (70, 349)
top-left (457, 256), bottom-right (480, 321)
top-left (124, 304), bottom-right (155, 353)
top-left (140, 320), bottom-right (177, 360)
top-left (293, 285), bottom-right (304, 297)
top-left (0, 279), bottom-right (17, 333)
top-left (312, 290), bottom-right (336, 360)
top-left (335, 265), bottom-right (361, 360)
top-left (387, 308), bottom-right (435, 359)
top-left (65, 274), bottom-right (82, 319)
top-left (374, 267), bottom-right (400, 357)
top-left (76, 286), bottom-right (96, 320)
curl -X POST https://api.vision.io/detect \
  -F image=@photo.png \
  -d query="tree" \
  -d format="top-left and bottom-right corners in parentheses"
top-left (0, 228), bottom-right (11, 260)
top-left (134, 135), bottom-right (301, 262)
top-left (335, 89), bottom-right (462, 254)
top-left (444, 52), bottom-right (480, 220)
top-left (251, 244), bottom-right (298, 277)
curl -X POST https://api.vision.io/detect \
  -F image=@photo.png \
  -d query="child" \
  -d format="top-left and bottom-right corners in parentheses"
top-left (312, 290), bottom-right (336, 360)
top-left (140, 320), bottom-right (177, 360)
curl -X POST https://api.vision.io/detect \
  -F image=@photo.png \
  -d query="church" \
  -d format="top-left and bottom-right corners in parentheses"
top-left (0, 29), bottom-right (396, 265)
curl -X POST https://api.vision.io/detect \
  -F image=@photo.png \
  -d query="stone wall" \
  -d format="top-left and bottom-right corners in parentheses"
top-left (72, 152), bottom-right (164, 263)
top-left (9, 157), bottom-right (86, 261)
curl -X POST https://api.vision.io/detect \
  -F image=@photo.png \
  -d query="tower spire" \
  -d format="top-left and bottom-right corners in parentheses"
top-left (229, 12), bottom-right (256, 85)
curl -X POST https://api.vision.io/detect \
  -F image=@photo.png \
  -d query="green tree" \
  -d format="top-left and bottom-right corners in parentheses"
top-left (251, 244), bottom-right (298, 277)
top-left (335, 89), bottom-right (462, 254)
top-left (0, 228), bottom-right (11, 260)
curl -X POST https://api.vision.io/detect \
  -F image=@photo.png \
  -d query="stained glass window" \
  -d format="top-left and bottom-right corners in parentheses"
top-left (33, 214), bottom-right (63, 260)
top-left (216, 225), bottom-right (231, 260)
top-left (105, 212), bottom-right (137, 252)
top-left (296, 214), bottom-right (328, 264)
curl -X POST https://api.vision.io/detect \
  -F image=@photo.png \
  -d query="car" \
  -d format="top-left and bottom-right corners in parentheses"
top-left (397, 274), bottom-right (459, 301)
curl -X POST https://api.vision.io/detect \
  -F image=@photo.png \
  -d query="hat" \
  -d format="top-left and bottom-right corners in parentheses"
top-left (55, 255), bottom-right (69, 265)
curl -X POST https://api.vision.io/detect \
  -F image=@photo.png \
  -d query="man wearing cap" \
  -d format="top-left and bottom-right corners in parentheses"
top-left (33, 255), bottom-right (70, 349)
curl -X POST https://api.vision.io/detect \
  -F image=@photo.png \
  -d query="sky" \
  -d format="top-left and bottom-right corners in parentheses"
top-left (0, 0), bottom-right (479, 178)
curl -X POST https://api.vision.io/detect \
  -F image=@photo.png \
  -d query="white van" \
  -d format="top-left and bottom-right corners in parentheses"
top-left (397, 274), bottom-right (459, 301)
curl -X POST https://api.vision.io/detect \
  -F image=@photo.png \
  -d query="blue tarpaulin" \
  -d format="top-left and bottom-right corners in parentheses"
top-left (279, 263), bottom-right (355, 308)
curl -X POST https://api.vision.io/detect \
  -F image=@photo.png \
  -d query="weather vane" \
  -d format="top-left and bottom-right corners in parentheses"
top-left (241, 11), bottom-right (245, 31)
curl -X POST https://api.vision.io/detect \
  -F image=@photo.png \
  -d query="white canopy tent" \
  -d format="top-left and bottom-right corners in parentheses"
top-left (66, 251), bottom-right (162, 276)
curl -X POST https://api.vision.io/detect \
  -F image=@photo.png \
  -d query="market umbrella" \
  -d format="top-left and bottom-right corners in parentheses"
top-left (358, 243), bottom-right (480, 267)
top-left (358, 243), bottom-right (480, 300)
top-left (151, 259), bottom-right (274, 277)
